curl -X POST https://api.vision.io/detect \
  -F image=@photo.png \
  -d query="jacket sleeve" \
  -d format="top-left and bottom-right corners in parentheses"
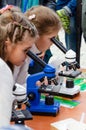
top-left (0, 58), bottom-right (13, 127)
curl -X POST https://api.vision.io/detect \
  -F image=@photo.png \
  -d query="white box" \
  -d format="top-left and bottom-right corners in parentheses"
top-left (50, 118), bottom-right (86, 130)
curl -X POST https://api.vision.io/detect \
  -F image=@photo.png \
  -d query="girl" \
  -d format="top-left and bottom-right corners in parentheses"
top-left (25, 5), bottom-right (61, 53)
top-left (0, 9), bottom-right (38, 126)
top-left (24, 5), bottom-right (62, 75)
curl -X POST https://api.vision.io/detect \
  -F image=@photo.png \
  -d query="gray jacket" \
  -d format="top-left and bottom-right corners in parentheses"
top-left (0, 0), bottom-right (21, 8)
top-left (82, 0), bottom-right (86, 42)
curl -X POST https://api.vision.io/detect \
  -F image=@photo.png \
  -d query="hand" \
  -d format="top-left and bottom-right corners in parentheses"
top-left (36, 76), bottom-right (48, 87)
top-left (56, 8), bottom-right (71, 34)
top-left (36, 76), bottom-right (60, 87)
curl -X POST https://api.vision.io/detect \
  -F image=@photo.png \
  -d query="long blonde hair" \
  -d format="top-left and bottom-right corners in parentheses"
top-left (25, 5), bottom-right (61, 36)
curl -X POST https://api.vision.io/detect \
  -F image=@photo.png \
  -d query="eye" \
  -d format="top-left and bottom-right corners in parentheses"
top-left (24, 49), bottom-right (29, 53)
top-left (24, 47), bottom-right (31, 53)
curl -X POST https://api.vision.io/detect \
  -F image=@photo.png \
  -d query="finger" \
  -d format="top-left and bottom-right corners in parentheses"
top-left (36, 81), bottom-right (42, 87)
top-left (44, 76), bottom-right (48, 86)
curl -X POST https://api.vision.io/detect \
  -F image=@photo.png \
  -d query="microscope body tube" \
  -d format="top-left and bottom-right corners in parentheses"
top-left (51, 37), bottom-right (67, 54)
top-left (27, 50), bottom-right (46, 68)
top-left (27, 50), bottom-right (56, 79)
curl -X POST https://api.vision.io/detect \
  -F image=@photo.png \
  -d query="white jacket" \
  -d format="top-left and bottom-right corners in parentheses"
top-left (0, 58), bottom-right (13, 127)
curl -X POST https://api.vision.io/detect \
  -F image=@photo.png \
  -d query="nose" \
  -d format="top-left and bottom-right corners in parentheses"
top-left (23, 54), bottom-right (27, 61)
top-left (25, 54), bottom-right (28, 59)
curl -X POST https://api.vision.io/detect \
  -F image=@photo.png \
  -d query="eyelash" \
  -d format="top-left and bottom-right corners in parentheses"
top-left (24, 49), bottom-right (29, 53)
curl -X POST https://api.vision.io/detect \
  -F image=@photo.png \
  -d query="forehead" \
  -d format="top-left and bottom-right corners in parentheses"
top-left (42, 30), bottom-right (58, 38)
top-left (14, 36), bottom-right (35, 49)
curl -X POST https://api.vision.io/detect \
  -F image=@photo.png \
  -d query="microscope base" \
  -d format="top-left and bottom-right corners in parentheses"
top-left (11, 109), bottom-right (33, 124)
top-left (27, 99), bottom-right (60, 116)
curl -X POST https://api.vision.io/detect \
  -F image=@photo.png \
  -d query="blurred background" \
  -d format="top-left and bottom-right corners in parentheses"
top-left (50, 29), bottom-right (86, 69)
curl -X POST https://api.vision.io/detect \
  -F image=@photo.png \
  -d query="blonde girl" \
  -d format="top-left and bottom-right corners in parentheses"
top-left (0, 8), bottom-right (38, 126)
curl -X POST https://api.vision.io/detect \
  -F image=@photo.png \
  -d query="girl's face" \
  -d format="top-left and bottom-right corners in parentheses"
top-left (5, 36), bottom-right (35, 66)
top-left (35, 31), bottom-right (58, 52)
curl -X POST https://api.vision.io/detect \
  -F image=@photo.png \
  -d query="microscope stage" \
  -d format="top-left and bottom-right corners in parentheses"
top-left (39, 84), bottom-right (80, 98)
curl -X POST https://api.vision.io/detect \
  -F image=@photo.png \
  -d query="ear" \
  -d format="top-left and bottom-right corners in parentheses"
top-left (5, 37), bottom-right (11, 47)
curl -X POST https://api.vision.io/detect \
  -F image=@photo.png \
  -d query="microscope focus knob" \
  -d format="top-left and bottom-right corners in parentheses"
top-left (66, 79), bottom-right (74, 88)
top-left (45, 95), bottom-right (54, 105)
top-left (28, 93), bottom-right (35, 101)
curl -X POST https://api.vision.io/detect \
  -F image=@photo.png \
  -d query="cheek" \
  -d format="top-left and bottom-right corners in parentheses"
top-left (37, 38), bottom-right (52, 52)
top-left (9, 50), bottom-right (25, 65)
top-left (14, 51), bottom-right (26, 61)
top-left (43, 40), bottom-right (51, 49)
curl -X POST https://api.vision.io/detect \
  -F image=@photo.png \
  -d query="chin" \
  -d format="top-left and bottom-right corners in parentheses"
top-left (16, 61), bottom-right (25, 66)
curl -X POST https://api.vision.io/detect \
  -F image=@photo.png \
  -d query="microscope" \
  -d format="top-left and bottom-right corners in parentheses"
top-left (11, 83), bottom-right (32, 125)
top-left (49, 38), bottom-right (82, 98)
top-left (26, 50), bottom-right (60, 116)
